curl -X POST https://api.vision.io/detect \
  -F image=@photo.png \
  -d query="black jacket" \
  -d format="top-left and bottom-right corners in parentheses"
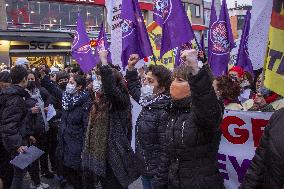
top-left (239, 108), bottom-right (284, 189)
top-left (100, 65), bottom-right (141, 188)
top-left (0, 85), bottom-right (30, 152)
top-left (41, 76), bottom-right (63, 121)
top-left (24, 87), bottom-right (50, 136)
top-left (57, 91), bottom-right (90, 170)
top-left (153, 67), bottom-right (225, 189)
top-left (125, 69), bottom-right (170, 177)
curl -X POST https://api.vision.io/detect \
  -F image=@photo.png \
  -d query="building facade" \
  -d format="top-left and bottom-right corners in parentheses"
top-left (0, 0), bottom-right (208, 67)
top-left (229, 4), bottom-right (252, 40)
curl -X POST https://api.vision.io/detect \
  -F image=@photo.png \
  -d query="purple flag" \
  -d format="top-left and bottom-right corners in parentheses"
top-left (72, 15), bottom-right (96, 73)
top-left (155, 0), bottom-right (195, 58)
top-left (208, 0), bottom-right (234, 76)
top-left (94, 23), bottom-right (112, 64)
top-left (121, 0), bottom-right (153, 69)
top-left (236, 10), bottom-right (253, 74)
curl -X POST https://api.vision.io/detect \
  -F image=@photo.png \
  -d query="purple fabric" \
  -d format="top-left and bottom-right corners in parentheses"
top-left (156, 0), bottom-right (195, 58)
top-left (174, 47), bottom-right (181, 67)
top-left (236, 10), bottom-right (253, 74)
top-left (94, 23), bottom-right (112, 64)
top-left (71, 15), bottom-right (96, 73)
top-left (208, 0), bottom-right (235, 76)
top-left (121, 0), bottom-right (153, 69)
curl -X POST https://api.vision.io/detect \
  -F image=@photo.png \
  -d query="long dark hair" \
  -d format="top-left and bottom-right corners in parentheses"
top-left (90, 65), bottom-right (132, 141)
top-left (27, 70), bottom-right (40, 88)
top-left (72, 74), bottom-right (86, 91)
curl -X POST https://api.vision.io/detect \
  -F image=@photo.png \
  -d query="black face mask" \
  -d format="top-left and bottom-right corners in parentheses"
top-left (27, 81), bottom-right (36, 91)
top-left (59, 82), bottom-right (68, 90)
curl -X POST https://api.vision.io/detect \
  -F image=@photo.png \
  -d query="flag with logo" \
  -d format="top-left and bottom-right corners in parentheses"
top-left (121, 0), bottom-right (153, 69)
top-left (153, 0), bottom-right (195, 58)
top-left (264, 0), bottom-right (284, 96)
top-left (208, 0), bottom-right (234, 76)
top-left (94, 23), bottom-right (112, 64)
top-left (236, 10), bottom-right (253, 74)
top-left (147, 22), bottom-right (176, 69)
top-left (71, 15), bottom-right (96, 73)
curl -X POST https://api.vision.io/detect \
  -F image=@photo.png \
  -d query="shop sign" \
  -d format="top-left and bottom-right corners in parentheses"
top-left (29, 42), bottom-right (53, 50)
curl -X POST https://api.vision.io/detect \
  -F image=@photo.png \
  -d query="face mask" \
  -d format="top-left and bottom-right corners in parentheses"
top-left (230, 75), bottom-right (239, 82)
top-left (141, 85), bottom-right (154, 98)
top-left (92, 74), bottom-right (97, 81)
top-left (240, 79), bottom-right (250, 88)
top-left (27, 81), bottom-right (36, 91)
top-left (92, 80), bottom-right (102, 93)
top-left (59, 82), bottom-right (68, 90)
top-left (170, 80), bottom-right (190, 100)
top-left (66, 83), bottom-right (76, 94)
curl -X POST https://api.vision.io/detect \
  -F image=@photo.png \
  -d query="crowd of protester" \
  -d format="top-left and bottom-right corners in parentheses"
top-left (0, 49), bottom-right (284, 189)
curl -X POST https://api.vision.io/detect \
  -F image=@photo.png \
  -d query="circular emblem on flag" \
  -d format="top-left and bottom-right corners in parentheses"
top-left (122, 19), bottom-right (134, 39)
top-left (210, 21), bottom-right (231, 55)
top-left (154, 0), bottom-right (172, 23)
top-left (72, 31), bottom-right (91, 54)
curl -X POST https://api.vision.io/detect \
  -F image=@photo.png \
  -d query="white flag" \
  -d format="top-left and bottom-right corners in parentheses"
top-left (106, 0), bottom-right (123, 69)
top-left (248, 0), bottom-right (273, 70)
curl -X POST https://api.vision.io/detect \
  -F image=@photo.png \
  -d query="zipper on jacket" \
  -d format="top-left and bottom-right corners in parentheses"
top-left (181, 121), bottom-right (185, 144)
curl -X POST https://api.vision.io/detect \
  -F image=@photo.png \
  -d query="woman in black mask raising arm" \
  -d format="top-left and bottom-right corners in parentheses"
top-left (152, 50), bottom-right (225, 189)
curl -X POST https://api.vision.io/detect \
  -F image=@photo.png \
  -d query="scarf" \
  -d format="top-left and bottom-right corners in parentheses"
top-left (139, 93), bottom-right (169, 107)
top-left (62, 90), bottom-right (87, 111)
top-left (82, 96), bottom-right (110, 182)
top-left (30, 88), bottom-right (49, 131)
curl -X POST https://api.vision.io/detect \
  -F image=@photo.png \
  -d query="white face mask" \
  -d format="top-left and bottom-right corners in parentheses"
top-left (141, 85), bottom-right (154, 98)
top-left (93, 80), bottom-right (102, 93)
top-left (240, 79), bottom-right (250, 88)
top-left (66, 83), bottom-right (76, 94)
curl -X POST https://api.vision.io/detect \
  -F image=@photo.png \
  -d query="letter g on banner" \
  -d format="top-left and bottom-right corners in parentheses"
top-left (221, 116), bottom-right (249, 144)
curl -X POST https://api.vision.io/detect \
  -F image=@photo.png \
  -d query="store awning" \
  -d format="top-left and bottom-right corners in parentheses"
top-left (192, 25), bottom-right (208, 31)
top-left (0, 30), bottom-right (73, 42)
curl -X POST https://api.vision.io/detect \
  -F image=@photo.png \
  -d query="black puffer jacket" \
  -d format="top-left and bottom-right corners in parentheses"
top-left (0, 85), bottom-right (30, 152)
top-left (153, 67), bottom-right (225, 189)
top-left (239, 108), bottom-right (284, 189)
top-left (125, 69), bottom-right (170, 177)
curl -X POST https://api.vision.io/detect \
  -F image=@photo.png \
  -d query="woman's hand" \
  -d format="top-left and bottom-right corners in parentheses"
top-left (29, 136), bottom-right (37, 144)
top-left (44, 107), bottom-right (49, 113)
top-left (31, 106), bottom-right (40, 114)
top-left (99, 50), bottom-right (109, 66)
top-left (128, 54), bottom-right (140, 71)
top-left (181, 49), bottom-right (200, 75)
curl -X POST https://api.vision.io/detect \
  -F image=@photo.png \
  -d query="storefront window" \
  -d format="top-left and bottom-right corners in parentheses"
top-left (5, 0), bottom-right (104, 32)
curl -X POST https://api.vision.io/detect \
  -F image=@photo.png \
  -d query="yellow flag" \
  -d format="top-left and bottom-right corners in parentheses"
top-left (147, 22), bottom-right (176, 69)
top-left (264, 0), bottom-right (284, 96)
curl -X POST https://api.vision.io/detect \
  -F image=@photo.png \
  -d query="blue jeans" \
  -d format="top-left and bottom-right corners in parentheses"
top-left (141, 176), bottom-right (153, 189)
